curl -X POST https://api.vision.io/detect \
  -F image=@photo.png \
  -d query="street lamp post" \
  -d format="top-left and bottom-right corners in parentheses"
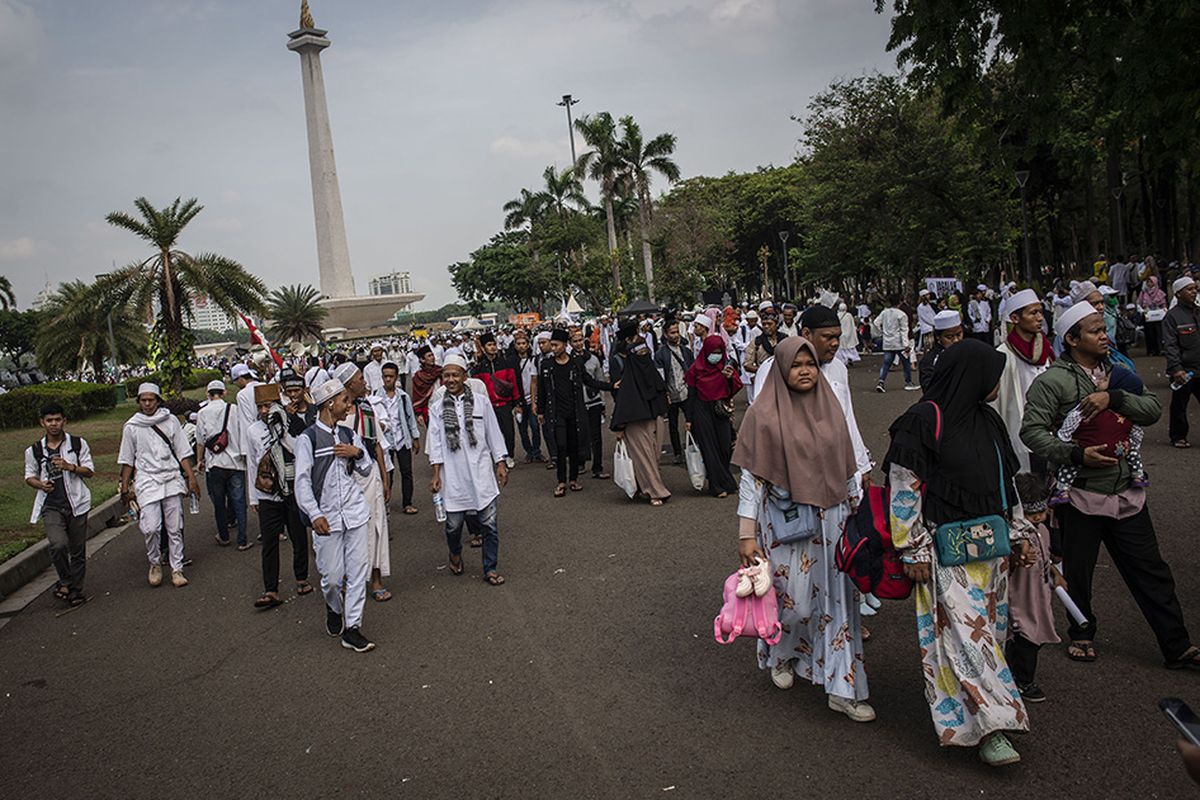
top-left (1112, 180), bottom-right (1125, 257)
top-left (779, 231), bottom-right (791, 301)
top-left (1015, 170), bottom-right (1033, 287)
top-left (557, 94), bottom-right (579, 165)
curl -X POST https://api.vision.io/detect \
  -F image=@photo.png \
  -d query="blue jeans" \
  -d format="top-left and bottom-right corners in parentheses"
top-left (516, 401), bottom-right (543, 460)
top-left (207, 467), bottom-right (248, 545)
top-left (445, 498), bottom-right (499, 575)
top-left (877, 350), bottom-right (912, 387)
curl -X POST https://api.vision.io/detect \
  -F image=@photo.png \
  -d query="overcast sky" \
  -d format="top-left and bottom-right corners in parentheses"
top-left (0, 0), bottom-right (894, 311)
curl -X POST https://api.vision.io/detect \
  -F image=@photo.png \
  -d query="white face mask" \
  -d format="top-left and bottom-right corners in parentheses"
top-left (706, 352), bottom-right (723, 365)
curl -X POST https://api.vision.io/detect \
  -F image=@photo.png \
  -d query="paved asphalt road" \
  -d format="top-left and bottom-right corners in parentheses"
top-left (1, 355), bottom-right (1198, 798)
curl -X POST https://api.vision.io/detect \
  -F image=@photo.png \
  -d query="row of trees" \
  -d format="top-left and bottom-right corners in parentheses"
top-left (450, 2), bottom-right (1199, 311)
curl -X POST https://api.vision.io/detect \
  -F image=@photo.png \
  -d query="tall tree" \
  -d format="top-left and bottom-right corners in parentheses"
top-left (36, 280), bottom-right (147, 376)
top-left (266, 284), bottom-right (328, 344)
top-left (98, 197), bottom-right (266, 394)
top-left (575, 112), bottom-right (626, 289)
top-left (0, 276), bottom-right (16, 311)
top-left (534, 165), bottom-right (588, 219)
top-left (618, 116), bottom-right (680, 301)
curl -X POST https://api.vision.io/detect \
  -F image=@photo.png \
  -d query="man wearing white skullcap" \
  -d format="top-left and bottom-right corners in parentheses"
top-left (363, 342), bottom-right (387, 394)
top-left (1022, 301), bottom-right (1198, 670)
top-left (233, 363), bottom-right (263, 465)
top-left (117, 382), bottom-right (202, 588)
top-left (967, 284), bottom-right (993, 343)
top-left (294, 377), bottom-right (379, 652)
top-left (1164, 275), bottom-right (1200, 445)
top-left (918, 310), bottom-right (964, 387)
top-left (990, 288), bottom-right (1053, 470)
top-left (916, 289), bottom-right (936, 353)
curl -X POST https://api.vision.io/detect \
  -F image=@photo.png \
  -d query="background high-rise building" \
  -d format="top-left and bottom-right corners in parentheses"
top-left (368, 271), bottom-right (412, 296)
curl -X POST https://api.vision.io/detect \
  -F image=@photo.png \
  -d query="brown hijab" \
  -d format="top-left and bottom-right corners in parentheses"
top-left (731, 337), bottom-right (858, 509)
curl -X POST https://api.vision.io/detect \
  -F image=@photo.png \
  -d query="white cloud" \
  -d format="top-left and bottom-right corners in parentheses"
top-left (0, 237), bottom-right (34, 260)
top-left (488, 135), bottom-right (569, 161)
top-left (0, 0), bottom-right (43, 73)
top-left (202, 216), bottom-right (243, 234)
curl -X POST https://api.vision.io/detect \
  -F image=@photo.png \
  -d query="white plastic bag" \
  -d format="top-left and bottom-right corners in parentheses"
top-left (613, 439), bottom-right (637, 498)
top-left (685, 432), bottom-right (706, 491)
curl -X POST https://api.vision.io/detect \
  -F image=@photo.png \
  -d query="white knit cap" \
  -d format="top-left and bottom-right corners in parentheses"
top-left (1057, 301), bottom-right (1099, 335)
top-left (1070, 280), bottom-right (1099, 304)
top-left (443, 353), bottom-right (469, 371)
top-left (370, 341), bottom-right (384, 351)
top-left (230, 364), bottom-right (252, 380)
top-left (976, 284), bottom-right (988, 292)
top-left (757, 300), bottom-right (775, 312)
top-left (311, 378), bottom-right (345, 407)
top-left (918, 288), bottom-right (930, 297)
top-left (332, 361), bottom-right (360, 383)
top-left (1004, 288), bottom-right (1039, 318)
top-left (136, 382), bottom-right (162, 399)
top-left (933, 310), bottom-right (962, 331)
top-left (1099, 285), bottom-right (1117, 296)
top-left (534, 331), bottom-right (551, 343)
top-left (1173, 276), bottom-right (1195, 294)
top-left (693, 315), bottom-right (712, 330)
top-left (206, 379), bottom-right (226, 393)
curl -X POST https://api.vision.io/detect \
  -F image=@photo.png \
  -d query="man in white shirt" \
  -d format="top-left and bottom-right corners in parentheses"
top-left (916, 289), bottom-right (937, 353)
top-left (294, 378), bottom-right (377, 652)
top-left (194, 379), bottom-right (248, 549)
top-left (118, 383), bottom-right (201, 588)
top-left (304, 356), bottom-right (331, 389)
top-left (232, 363), bottom-right (261, 460)
top-left (968, 284), bottom-right (993, 343)
top-left (375, 361), bottom-right (421, 514)
top-left (427, 354), bottom-right (509, 586)
top-left (872, 294), bottom-right (917, 392)
top-left (363, 342), bottom-right (386, 394)
top-left (990, 289), bottom-right (1052, 472)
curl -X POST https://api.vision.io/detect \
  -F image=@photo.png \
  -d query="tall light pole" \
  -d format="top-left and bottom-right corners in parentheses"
top-left (557, 94), bottom-right (579, 165)
top-left (1015, 170), bottom-right (1033, 286)
top-left (1111, 176), bottom-right (1126, 257)
top-left (778, 231), bottom-right (791, 300)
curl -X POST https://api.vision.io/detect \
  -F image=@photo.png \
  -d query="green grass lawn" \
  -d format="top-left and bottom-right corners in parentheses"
top-left (0, 385), bottom-right (222, 564)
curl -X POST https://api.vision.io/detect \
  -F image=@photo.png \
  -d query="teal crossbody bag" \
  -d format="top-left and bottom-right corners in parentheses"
top-left (932, 441), bottom-right (1011, 567)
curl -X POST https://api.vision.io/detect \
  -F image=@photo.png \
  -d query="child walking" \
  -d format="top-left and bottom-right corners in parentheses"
top-left (1007, 474), bottom-right (1063, 702)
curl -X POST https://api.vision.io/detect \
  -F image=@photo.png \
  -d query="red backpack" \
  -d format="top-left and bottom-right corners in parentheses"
top-left (834, 401), bottom-right (940, 601)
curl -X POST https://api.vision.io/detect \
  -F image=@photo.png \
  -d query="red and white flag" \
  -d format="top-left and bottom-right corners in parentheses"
top-left (238, 313), bottom-right (284, 368)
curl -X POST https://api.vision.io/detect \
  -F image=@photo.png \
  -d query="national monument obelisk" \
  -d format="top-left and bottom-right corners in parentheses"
top-left (287, 0), bottom-right (355, 300)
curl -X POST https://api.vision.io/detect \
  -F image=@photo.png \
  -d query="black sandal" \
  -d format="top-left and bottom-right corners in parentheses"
top-left (469, 536), bottom-right (483, 548)
top-left (448, 555), bottom-right (464, 576)
top-left (1166, 646), bottom-right (1200, 671)
top-left (1067, 640), bottom-right (1097, 662)
top-left (254, 593), bottom-right (283, 609)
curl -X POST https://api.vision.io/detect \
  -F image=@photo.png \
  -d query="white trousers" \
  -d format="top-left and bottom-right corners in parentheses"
top-left (139, 494), bottom-right (184, 572)
top-left (312, 523), bottom-right (369, 630)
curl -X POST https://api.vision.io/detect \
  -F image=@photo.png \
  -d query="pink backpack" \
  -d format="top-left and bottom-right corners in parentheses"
top-left (713, 570), bottom-right (782, 645)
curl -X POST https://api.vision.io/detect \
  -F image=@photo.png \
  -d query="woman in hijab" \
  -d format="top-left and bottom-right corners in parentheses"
top-left (1138, 275), bottom-right (1167, 356)
top-left (683, 335), bottom-right (742, 497)
top-left (732, 338), bottom-right (873, 722)
top-left (611, 320), bottom-right (671, 506)
top-left (883, 338), bottom-right (1036, 766)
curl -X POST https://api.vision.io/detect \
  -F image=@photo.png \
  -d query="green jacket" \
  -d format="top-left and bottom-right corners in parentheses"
top-left (1020, 356), bottom-right (1162, 494)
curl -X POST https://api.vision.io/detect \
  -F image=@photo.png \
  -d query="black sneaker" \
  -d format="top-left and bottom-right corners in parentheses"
top-left (1017, 682), bottom-right (1046, 703)
top-left (875, 383), bottom-right (886, 394)
top-left (341, 627), bottom-right (375, 653)
top-left (325, 605), bottom-right (344, 637)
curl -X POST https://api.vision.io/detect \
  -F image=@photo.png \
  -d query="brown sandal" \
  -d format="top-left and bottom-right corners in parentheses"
top-left (1067, 640), bottom-right (1097, 662)
top-left (296, 581), bottom-right (314, 595)
top-left (569, 482), bottom-right (583, 492)
top-left (484, 572), bottom-right (506, 586)
top-left (448, 555), bottom-right (464, 575)
top-left (554, 484), bottom-right (567, 498)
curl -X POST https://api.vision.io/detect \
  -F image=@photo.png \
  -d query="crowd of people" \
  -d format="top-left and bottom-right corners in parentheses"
top-left (21, 257), bottom-right (1200, 767)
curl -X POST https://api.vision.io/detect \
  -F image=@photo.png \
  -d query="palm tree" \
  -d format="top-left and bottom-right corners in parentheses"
top-left (36, 280), bottom-right (148, 376)
top-left (618, 116), bottom-right (680, 302)
top-left (574, 112), bottom-right (626, 289)
top-left (266, 284), bottom-right (328, 344)
top-left (0, 276), bottom-right (15, 310)
top-left (534, 165), bottom-right (588, 219)
top-left (98, 197), bottom-right (266, 393)
top-left (502, 188), bottom-right (546, 231)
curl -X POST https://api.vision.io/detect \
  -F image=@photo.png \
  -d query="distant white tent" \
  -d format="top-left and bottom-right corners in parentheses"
top-left (565, 292), bottom-right (584, 314)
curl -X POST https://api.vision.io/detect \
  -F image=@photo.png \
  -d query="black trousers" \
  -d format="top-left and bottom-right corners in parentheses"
top-left (1144, 321), bottom-right (1162, 356)
top-left (586, 405), bottom-right (605, 474)
top-left (44, 509), bottom-right (87, 591)
top-left (665, 401), bottom-right (685, 458)
top-left (1059, 502), bottom-right (1190, 659)
top-left (542, 417), bottom-right (558, 462)
top-left (1169, 375), bottom-right (1200, 443)
top-left (388, 447), bottom-right (414, 507)
top-left (1005, 634), bottom-right (1041, 685)
top-left (494, 404), bottom-right (515, 459)
top-left (259, 496), bottom-right (309, 593)
top-left (554, 416), bottom-right (581, 483)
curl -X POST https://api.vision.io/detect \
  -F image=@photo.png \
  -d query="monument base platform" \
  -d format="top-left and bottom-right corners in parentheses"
top-left (320, 293), bottom-right (424, 330)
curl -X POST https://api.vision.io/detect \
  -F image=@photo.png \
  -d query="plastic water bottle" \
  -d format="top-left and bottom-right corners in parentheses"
top-left (1170, 370), bottom-right (1195, 392)
top-left (514, 406), bottom-right (523, 425)
top-left (432, 492), bottom-right (447, 523)
top-left (188, 493), bottom-right (200, 515)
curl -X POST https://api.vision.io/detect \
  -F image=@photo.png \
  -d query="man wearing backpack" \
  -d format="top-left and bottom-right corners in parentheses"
top-left (118, 383), bottom-right (202, 588)
top-left (194, 379), bottom-right (249, 549)
top-left (24, 402), bottom-right (95, 606)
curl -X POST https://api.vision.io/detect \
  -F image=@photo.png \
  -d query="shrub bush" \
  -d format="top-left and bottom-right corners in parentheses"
top-left (124, 368), bottom-right (223, 398)
top-left (0, 381), bottom-right (118, 429)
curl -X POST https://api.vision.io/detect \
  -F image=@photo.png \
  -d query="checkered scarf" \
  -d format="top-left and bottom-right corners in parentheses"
top-left (442, 387), bottom-right (476, 452)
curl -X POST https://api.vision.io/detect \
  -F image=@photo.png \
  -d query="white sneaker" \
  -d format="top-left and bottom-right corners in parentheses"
top-left (770, 662), bottom-right (795, 690)
top-left (865, 592), bottom-right (882, 610)
top-left (749, 559), bottom-right (772, 597)
top-left (148, 564), bottom-right (163, 587)
top-left (904, 383), bottom-right (920, 391)
top-left (171, 571), bottom-right (189, 588)
top-left (734, 568), bottom-right (754, 598)
top-left (828, 695), bottom-right (875, 722)
top-left (505, 457), bottom-right (515, 469)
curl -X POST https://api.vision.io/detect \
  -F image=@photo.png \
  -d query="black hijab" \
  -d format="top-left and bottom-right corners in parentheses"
top-left (883, 338), bottom-right (1019, 525)
top-left (611, 339), bottom-right (667, 429)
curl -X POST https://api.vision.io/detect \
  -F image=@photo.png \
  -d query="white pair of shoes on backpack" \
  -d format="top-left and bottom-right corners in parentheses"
top-left (735, 558), bottom-right (771, 598)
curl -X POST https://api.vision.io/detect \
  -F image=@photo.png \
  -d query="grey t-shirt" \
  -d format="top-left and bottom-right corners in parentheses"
top-left (43, 444), bottom-right (71, 514)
